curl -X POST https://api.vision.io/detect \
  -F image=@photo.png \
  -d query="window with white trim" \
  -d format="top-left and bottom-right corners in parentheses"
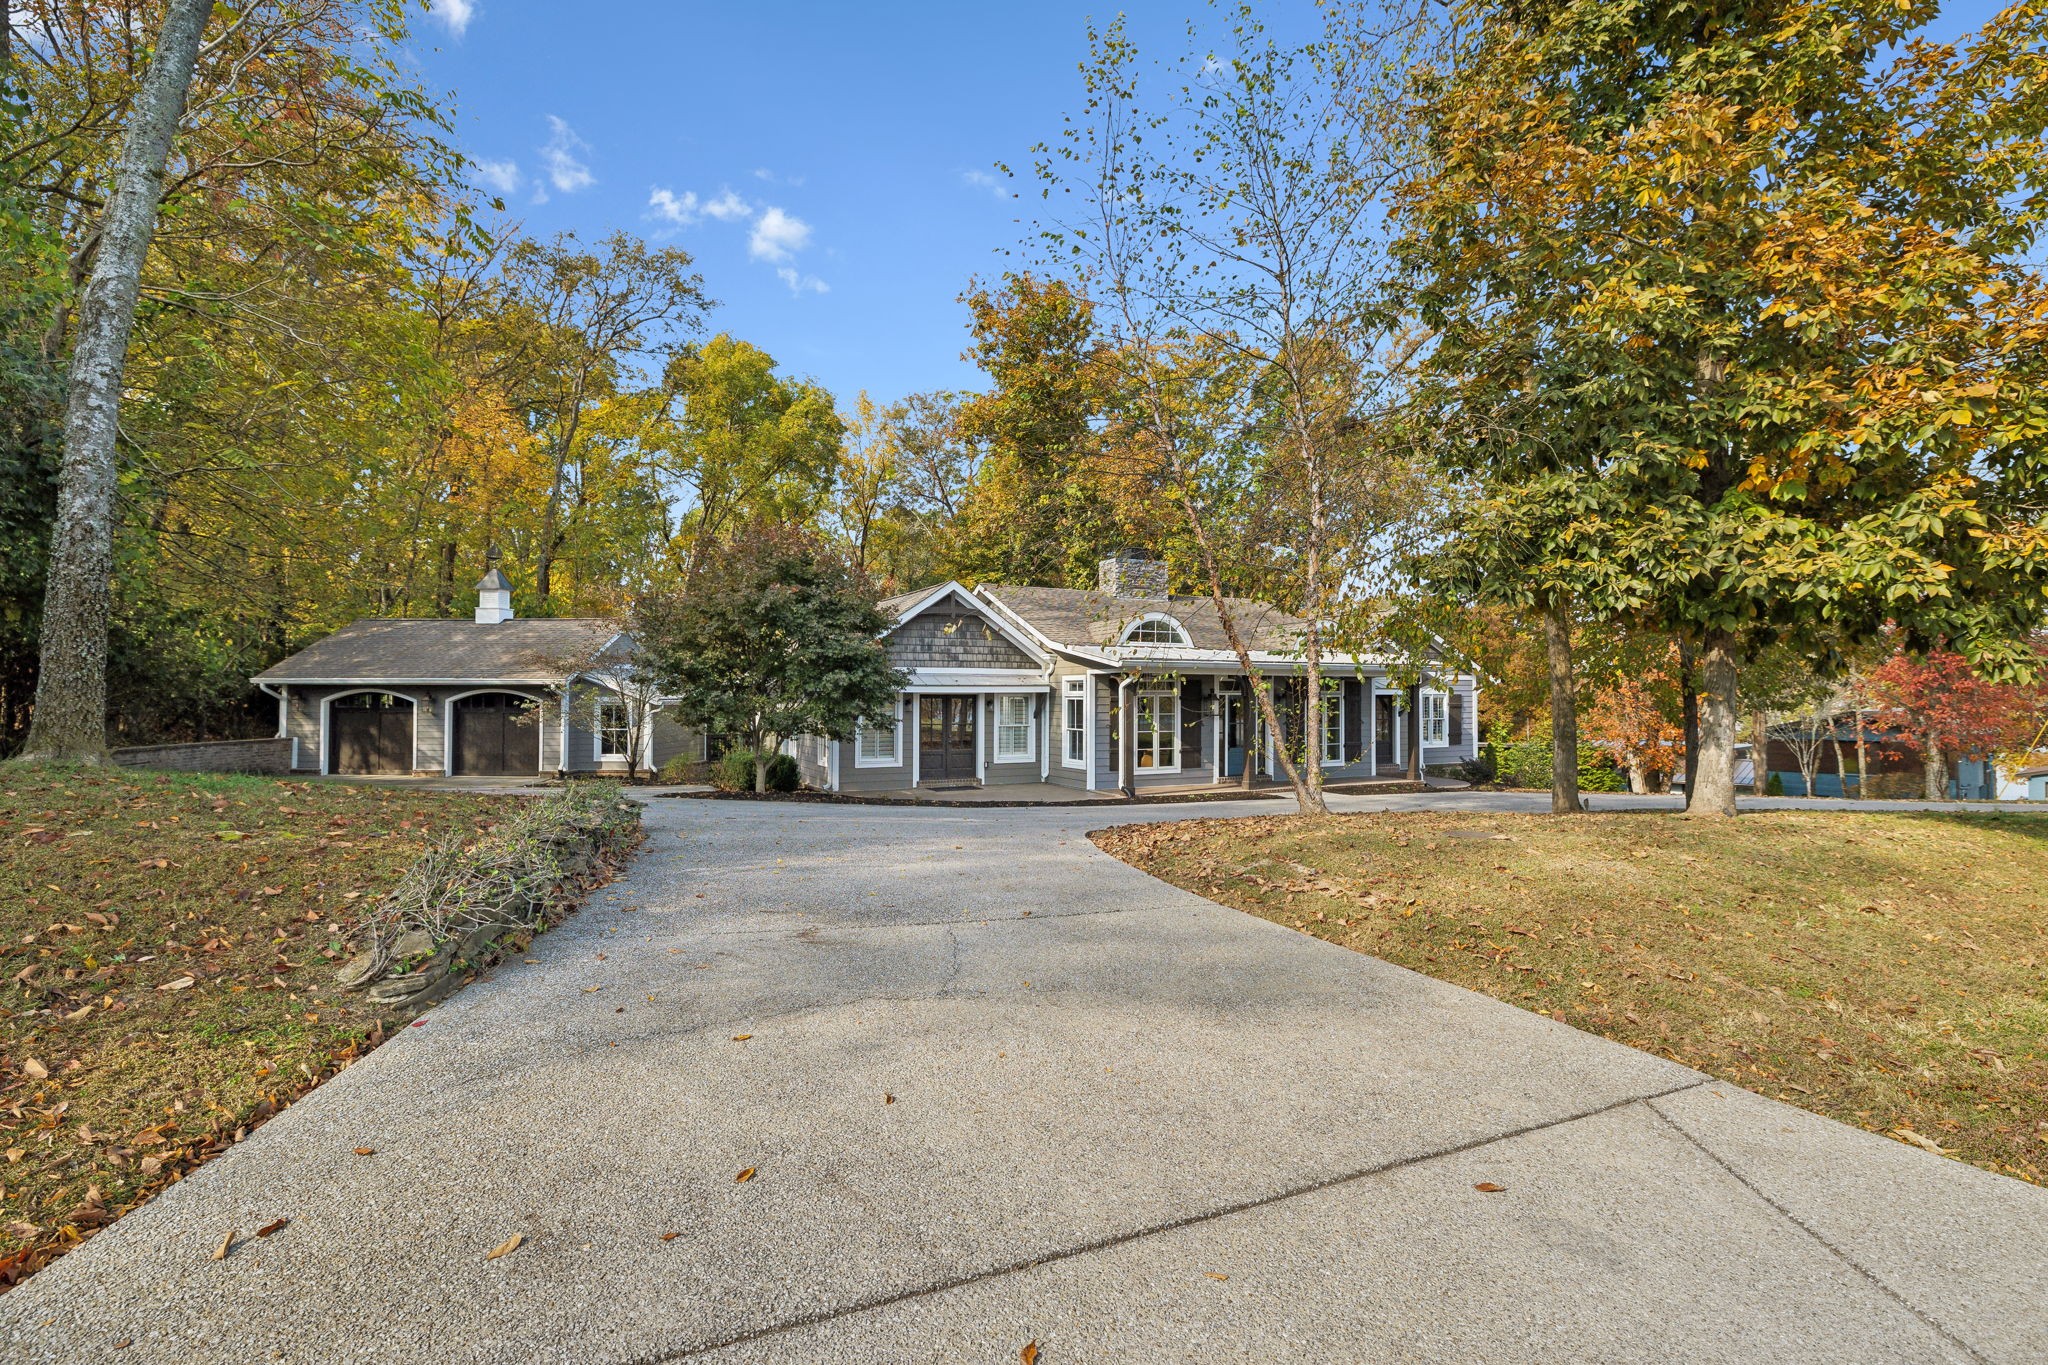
top-left (1419, 690), bottom-right (1449, 746)
top-left (1120, 616), bottom-right (1189, 645)
top-left (856, 700), bottom-right (902, 766)
top-left (1321, 679), bottom-right (1345, 764)
top-left (1134, 687), bottom-right (1180, 770)
top-left (596, 697), bottom-right (631, 759)
top-left (995, 694), bottom-right (1034, 761)
top-left (1062, 678), bottom-right (1087, 767)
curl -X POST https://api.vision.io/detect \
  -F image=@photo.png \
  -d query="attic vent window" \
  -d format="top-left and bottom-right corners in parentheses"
top-left (1121, 617), bottom-right (1189, 646)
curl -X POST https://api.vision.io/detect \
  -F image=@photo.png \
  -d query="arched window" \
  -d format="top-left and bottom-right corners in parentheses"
top-left (1120, 615), bottom-right (1189, 646)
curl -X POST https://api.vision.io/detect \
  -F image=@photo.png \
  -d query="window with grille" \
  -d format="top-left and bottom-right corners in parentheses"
top-left (1420, 691), bottom-right (1449, 746)
top-left (856, 702), bottom-right (900, 766)
top-left (1121, 616), bottom-right (1189, 645)
top-left (596, 698), bottom-right (631, 759)
top-left (1321, 679), bottom-right (1345, 764)
top-left (1063, 679), bottom-right (1087, 767)
top-left (996, 694), bottom-right (1034, 761)
top-left (1134, 688), bottom-right (1180, 770)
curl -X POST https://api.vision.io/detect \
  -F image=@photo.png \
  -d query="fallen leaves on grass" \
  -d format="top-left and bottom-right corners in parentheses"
top-left (485, 1233), bottom-right (524, 1261)
top-left (1891, 1128), bottom-right (1952, 1157)
top-left (19, 1058), bottom-right (46, 1080)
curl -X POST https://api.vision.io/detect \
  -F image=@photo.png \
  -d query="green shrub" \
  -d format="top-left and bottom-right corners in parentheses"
top-left (657, 753), bottom-right (705, 783)
top-left (710, 748), bottom-right (800, 792)
top-left (1490, 739), bottom-right (1626, 791)
top-left (1766, 771), bottom-right (1786, 796)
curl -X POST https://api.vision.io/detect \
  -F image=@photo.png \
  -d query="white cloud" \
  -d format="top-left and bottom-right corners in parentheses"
top-left (962, 168), bottom-right (1010, 200)
top-left (776, 267), bottom-right (829, 296)
top-left (539, 115), bottom-right (594, 194)
top-left (748, 206), bottom-right (811, 263)
top-left (648, 187), bottom-right (698, 225)
top-left (473, 158), bottom-right (521, 196)
top-left (430, 0), bottom-right (475, 35)
top-left (703, 188), bottom-right (750, 222)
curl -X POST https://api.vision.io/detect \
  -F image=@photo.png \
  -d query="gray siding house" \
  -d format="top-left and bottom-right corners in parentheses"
top-left (251, 568), bottom-right (701, 777)
top-left (789, 553), bottom-right (1480, 796)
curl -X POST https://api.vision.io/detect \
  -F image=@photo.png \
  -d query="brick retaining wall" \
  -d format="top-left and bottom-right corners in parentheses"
top-left (111, 737), bottom-right (294, 775)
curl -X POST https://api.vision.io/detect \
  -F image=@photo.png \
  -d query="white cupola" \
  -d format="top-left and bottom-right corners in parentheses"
top-left (475, 566), bottom-right (515, 624)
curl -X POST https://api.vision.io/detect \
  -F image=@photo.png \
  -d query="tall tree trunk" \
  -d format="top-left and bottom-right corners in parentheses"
top-left (1922, 731), bottom-right (1946, 801)
top-left (1828, 732), bottom-right (1848, 801)
top-left (1541, 602), bottom-right (1583, 814)
top-left (1678, 636), bottom-right (1700, 804)
top-left (1854, 708), bottom-right (1871, 799)
top-left (1687, 631), bottom-right (1740, 818)
top-left (1750, 710), bottom-right (1769, 795)
top-left (16, 0), bottom-right (214, 765)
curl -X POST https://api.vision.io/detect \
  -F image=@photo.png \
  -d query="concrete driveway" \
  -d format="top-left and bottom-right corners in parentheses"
top-left (5, 794), bottom-right (2044, 1363)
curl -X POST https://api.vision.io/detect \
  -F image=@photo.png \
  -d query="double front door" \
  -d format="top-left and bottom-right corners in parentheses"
top-left (918, 695), bottom-right (976, 783)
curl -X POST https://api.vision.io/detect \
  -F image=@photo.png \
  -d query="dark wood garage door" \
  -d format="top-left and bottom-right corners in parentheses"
top-left (452, 693), bottom-right (540, 776)
top-left (329, 693), bottom-right (414, 774)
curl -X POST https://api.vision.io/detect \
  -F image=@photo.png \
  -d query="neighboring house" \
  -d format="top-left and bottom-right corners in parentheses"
top-left (2013, 764), bottom-right (2048, 801)
top-left (1757, 716), bottom-right (2036, 800)
top-left (250, 568), bottom-right (702, 777)
top-left (787, 552), bottom-right (1480, 796)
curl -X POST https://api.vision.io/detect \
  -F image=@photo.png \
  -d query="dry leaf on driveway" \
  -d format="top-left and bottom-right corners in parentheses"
top-left (486, 1233), bottom-right (524, 1261)
top-left (1203, 1272), bottom-right (1229, 1281)
top-left (1474, 1182), bottom-right (1506, 1193)
top-left (735, 1166), bottom-right (756, 1183)
top-left (255, 1218), bottom-right (289, 1238)
top-left (731, 1033), bottom-right (752, 1042)
top-left (1021, 1341), bottom-right (1039, 1364)
top-left (353, 1147), bottom-right (376, 1156)
top-left (212, 1229), bottom-right (235, 1261)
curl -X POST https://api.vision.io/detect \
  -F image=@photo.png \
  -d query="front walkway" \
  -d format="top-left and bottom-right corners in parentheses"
top-left (4, 794), bottom-right (2042, 1362)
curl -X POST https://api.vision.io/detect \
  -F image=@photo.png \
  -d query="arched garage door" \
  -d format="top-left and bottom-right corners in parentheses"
top-left (452, 693), bottom-right (541, 775)
top-left (328, 693), bottom-right (414, 774)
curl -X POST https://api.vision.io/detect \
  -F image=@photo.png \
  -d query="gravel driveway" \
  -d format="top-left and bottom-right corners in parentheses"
top-left (4, 793), bottom-right (2044, 1363)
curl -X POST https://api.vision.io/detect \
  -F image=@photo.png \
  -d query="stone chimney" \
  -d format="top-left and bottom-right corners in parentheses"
top-left (474, 566), bottom-right (515, 625)
top-left (1098, 551), bottom-right (1168, 599)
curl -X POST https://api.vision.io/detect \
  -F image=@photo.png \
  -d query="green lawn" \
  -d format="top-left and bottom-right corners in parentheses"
top-left (1094, 809), bottom-right (2048, 1186)
top-left (0, 769), bottom-right (502, 1285)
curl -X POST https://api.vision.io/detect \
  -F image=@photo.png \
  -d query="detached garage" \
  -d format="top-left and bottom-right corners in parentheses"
top-left (251, 566), bottom-right (703, 779)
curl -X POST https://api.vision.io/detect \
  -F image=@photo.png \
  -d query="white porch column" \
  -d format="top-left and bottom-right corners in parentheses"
top-left (909, 694), bottom-right (920, 787)
top-left (975, 691), bottom-right (986, 784)
top-left (1366, 678), bottom-right (1378, 777)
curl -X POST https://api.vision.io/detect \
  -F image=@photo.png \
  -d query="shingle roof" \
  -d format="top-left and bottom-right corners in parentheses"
top-left (976, 584), bottom-right (1302, 654)
top-left (253, 618), bottom-right (621, 685)
top-left (878, 587), bottom-right (933, 619)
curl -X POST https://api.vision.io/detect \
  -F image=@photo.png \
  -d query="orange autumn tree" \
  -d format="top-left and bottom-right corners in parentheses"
top-left (1585, 666), bottom-right (1685, 794)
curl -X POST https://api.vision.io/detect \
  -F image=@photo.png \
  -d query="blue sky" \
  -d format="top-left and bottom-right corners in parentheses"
top-left (408, 1), bottom-right (2010, 415)
top-left (406, 0), bottom-right (1239, 412)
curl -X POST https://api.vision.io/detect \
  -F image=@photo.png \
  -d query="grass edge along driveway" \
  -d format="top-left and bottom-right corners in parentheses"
top-left (0, 769), bottom-right (503, 1286)
top-left (1093, 808), bottom-right (2048, 1186)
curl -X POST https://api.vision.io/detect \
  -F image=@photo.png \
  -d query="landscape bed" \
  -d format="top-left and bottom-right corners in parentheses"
top-left (0, 769), bottom-right (636, 1287)
top-left (1094, 809), bottom-right (2048, 1185)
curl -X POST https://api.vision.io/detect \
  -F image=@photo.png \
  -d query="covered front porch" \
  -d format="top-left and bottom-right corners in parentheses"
top-left (1101, 669), bottom-right (1416, 796)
